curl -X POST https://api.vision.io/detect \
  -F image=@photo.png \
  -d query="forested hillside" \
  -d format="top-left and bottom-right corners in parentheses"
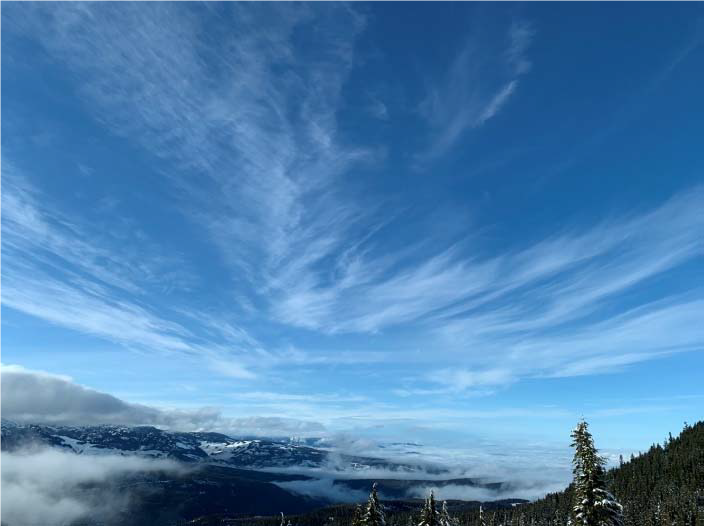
top-left (208, 420), bottom-right (704, 526)
top-left (465, 421), bottom-right (704, 526)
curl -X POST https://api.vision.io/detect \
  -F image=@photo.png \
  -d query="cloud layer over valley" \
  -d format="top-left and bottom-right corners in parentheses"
top-left (1, 448), bottom-right (183, 526)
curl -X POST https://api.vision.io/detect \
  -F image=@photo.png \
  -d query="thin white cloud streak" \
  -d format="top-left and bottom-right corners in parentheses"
top-left (420, 297), bottom-right (703, 394)
top-left (233, 391), bottom-right (368, 404)
top-left (532, 298), bottom-right (704, 376)
top-left (3, 163), bottom-right (368, 378)
top-left (426, 368), bottom-right (516, 393)
top-left (2, 167), bottom-right (261, 378)
top-left (275, 185), bottom-right (703, 342)
top-left (3, 270), bottom-right (194, 354)
top-left (1, 166), bottom-right (176, 297)
top-left (416, 18), bottom-right (534, 161)
top-left (436, 188), bottom-right (704, 335)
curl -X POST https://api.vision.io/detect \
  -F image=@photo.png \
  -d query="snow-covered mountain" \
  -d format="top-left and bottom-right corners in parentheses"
top-left (1, 420), bottom-right (521, 525)
top-left (0, 419), bottom-right (428, 472)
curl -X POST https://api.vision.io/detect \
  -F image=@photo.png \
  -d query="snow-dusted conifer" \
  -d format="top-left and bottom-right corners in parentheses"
top-left (440, 500), bottom-right (457, 526)
top-left (363, 483), bottom-right (386, 526)
top-left (351, 504), bottom-right (364, 526)
top-left (478, 505), bottom-right (488, 526)
top-left (570, 420), bottom-right (624, 526)
top-left (418, 491), bottom-right (440, 526)
top-left (279, 512), bottom-right (292, 526)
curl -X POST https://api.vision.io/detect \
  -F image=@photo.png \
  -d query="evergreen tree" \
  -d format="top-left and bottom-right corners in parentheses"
top-left (352, 504), bottom-right (364, 526)
top-left (418, 491), bottom-right (440, 526)
top-left (478, 505), bottom-right (488, 526)
top-left (363, 483), bottom-right (386, 526)
top-left (570, 420), bottom-right (624, 526)
top-left (440, 501), bottom-right (457, 526)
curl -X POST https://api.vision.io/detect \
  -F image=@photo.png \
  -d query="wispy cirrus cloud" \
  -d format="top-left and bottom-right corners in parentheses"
top-left (0, 2), bottom-right (370, 367)
top-left (7, 2), bottom-right (382, 329)
top-left (3, 2), bottom-right (702, 405)
top-left (273, 185), bottom-right (703, 341)
top-left (4, 142), bottom-right (702, 392)
top-left (419, 297), bottom-right (703, 394)
top-left (1, 165), bottom-right (260, 378)
top-left (416, 18), bottom-right (534, 162)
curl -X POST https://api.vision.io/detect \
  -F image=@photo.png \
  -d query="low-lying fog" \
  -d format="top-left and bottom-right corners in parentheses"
top-left (1, 448), bottom-right (186, 526)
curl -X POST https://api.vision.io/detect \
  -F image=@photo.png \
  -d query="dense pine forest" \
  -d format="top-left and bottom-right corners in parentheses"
top-left (470, 420), bottom-right (704, 526)
top-left (203, 420), bottom-right (704, 526)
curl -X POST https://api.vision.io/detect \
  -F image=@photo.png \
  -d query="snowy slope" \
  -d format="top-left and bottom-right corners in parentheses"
top-left (0, 420), bottom-right (425, 472)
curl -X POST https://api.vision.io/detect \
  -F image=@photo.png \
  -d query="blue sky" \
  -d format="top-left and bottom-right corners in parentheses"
top-left (2, 2), bottom-right (703, 478)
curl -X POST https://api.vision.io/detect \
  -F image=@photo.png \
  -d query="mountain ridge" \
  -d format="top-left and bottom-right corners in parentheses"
top-left (0, 419), bottom-right (436, 473)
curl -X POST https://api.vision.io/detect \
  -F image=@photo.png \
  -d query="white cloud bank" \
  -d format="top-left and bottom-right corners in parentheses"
top-left (0, 448), bottom-right (182, 526)
top-left (1, 365), bottom-right (325, 437)
top-left (407, 480), bottom-right (568, 503)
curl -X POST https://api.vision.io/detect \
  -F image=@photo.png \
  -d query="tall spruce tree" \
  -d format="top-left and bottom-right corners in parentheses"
top-left (570, 420), bottom-right (624, 526)
top-left (418, 491), bottom-right (441, 526)
top-left (363, 483), bottom-right (386, 526)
